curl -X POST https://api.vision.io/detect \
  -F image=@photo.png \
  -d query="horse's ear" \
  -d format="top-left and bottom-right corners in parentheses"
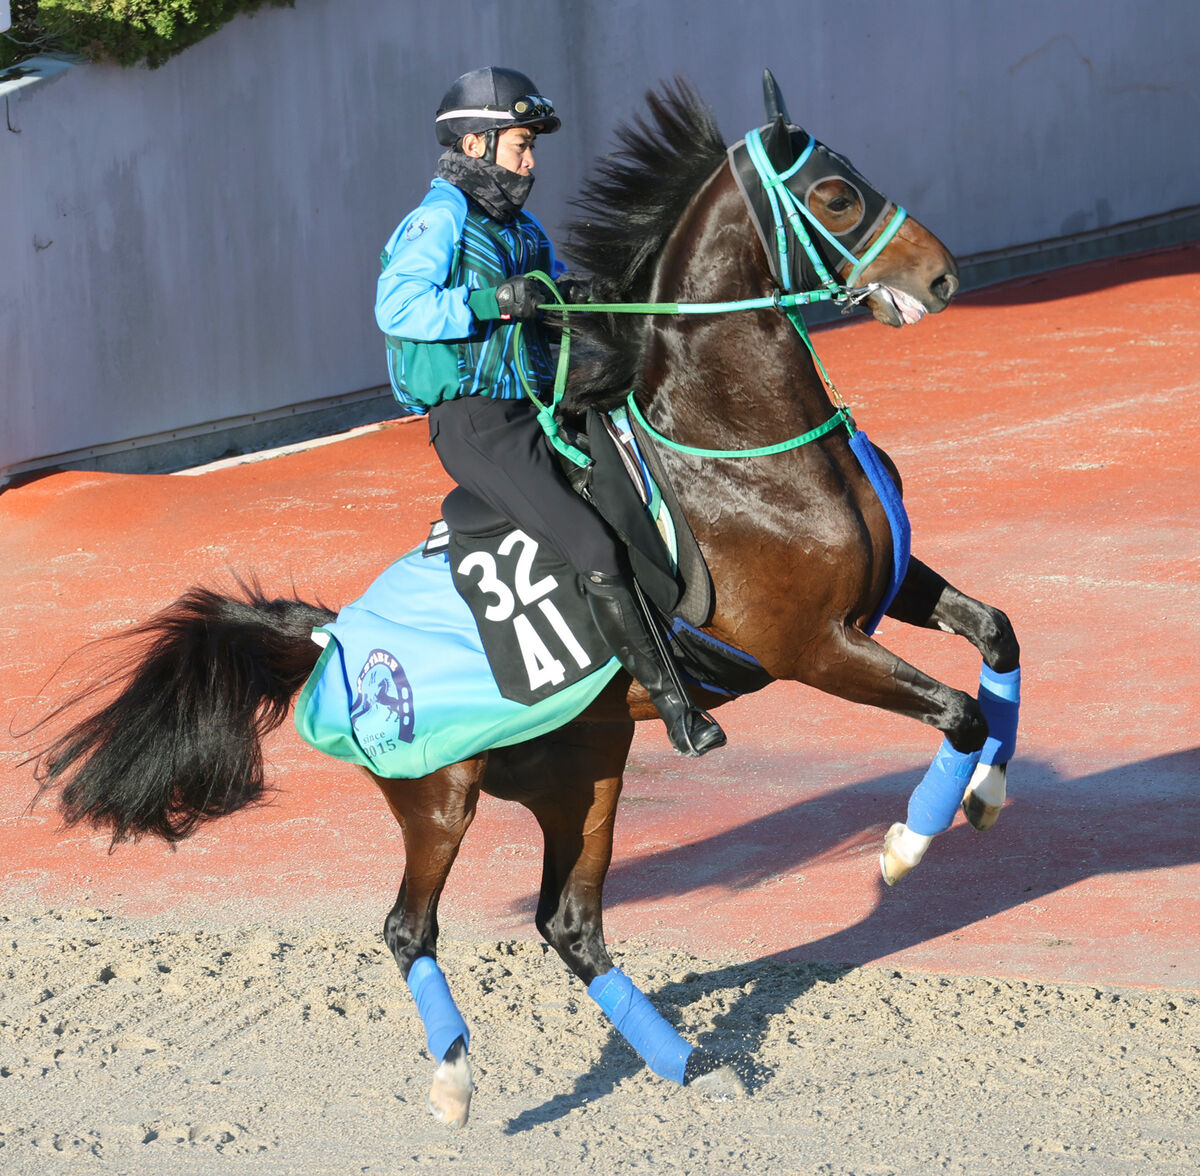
top-left (761, 114), bottom-right (795, 171)
top-left (762, 68), bottom-right (791, 124)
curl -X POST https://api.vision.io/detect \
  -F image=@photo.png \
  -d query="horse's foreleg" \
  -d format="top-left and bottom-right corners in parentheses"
top-left (371, 760), bottom-right (485, 1128)
top-left (886, 556), bottom-right (1019, 671)
top-left (789, 624), bottom-right (992, 884)
top-left (502, 724), bottom-right (744, 1098)
top-left (795, 622), bottom-right (988, 750)
top-left (886, 557), bottom-right (1022, 837)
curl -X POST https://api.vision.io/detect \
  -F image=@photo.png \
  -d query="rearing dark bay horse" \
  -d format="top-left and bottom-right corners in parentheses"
top-left (31, 80), bottom-right (1020, 1126)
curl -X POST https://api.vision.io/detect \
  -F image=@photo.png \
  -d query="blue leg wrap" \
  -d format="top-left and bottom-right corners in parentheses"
top-left (588, 967), bottom-right (692, 1085)
top-left (906, 739), bottom-right (981, 836)
top-left (978, 665), bottom-right (1020, 766)
top-left (407, 956), bottom-right (470, 1062)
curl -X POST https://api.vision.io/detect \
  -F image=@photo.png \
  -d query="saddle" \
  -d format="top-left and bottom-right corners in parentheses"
top-left (437, 405), bottom-right (773, 705)
top-left (293, 404), bottom-right (768, 781)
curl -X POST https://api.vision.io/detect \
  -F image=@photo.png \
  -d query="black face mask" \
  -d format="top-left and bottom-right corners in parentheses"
top-left (436, 149), bottom-right (534, 222)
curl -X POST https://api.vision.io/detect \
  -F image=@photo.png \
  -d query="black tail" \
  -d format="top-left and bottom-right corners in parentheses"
top-left (29, 583), bottom-right (336, 845)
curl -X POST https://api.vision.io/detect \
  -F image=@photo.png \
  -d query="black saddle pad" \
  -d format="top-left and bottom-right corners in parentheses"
top-left (432, 430), bottom-right (770, 704)
top-left (435, 488), bottom-right (611, 706)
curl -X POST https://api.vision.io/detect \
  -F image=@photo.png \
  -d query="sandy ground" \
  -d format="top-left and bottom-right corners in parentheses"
top-left (2, 909), bottom-right (1196, 1176)
top-left (3, 247), bottom-right (1198, 1174)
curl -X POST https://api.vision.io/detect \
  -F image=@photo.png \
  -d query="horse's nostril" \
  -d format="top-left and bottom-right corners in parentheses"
top-left (933, 272), bottom-right (959, 303)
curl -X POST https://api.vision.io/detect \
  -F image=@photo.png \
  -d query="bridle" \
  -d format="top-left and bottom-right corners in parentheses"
top-left (737, 123), bottom-right (909, 299)
top-left (521, 122), bottom-right (914, 466)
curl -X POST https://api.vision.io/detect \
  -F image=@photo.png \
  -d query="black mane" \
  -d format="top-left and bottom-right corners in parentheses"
top-left (563, 81), bottom-right (727, 412)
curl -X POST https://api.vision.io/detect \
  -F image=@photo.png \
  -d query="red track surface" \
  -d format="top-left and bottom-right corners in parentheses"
top-left (3, 247), bottom-right (1197, 991)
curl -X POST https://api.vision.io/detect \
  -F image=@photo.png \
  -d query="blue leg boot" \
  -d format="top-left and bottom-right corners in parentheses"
top-left (962, 664), bottom-right (1021, 831)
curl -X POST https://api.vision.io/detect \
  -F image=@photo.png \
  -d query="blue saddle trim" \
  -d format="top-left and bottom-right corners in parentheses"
top-left (848, 429), bottom-right (911, 634)
top-left (669, 617), bottom-right (769, 697)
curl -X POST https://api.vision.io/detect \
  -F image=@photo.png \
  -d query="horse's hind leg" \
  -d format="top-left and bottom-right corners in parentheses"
top-left (885, 557), bottom-right (1022, 850)
top-left (493, 723), bottom-right (744, 1098)
top-left (371, 759), bottom-right (485, 1128)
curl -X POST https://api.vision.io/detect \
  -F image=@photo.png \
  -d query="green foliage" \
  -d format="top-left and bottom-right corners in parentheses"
top-left (1, 0), bottom-right (53, 71)
top-left (2, 0), bottom-right (295, 71)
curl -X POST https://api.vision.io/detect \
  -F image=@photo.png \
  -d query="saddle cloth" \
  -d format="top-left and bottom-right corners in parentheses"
top-left (293, 406), bottom-right (773, 780)
top-left (293, 535), bottom-right (621, 780)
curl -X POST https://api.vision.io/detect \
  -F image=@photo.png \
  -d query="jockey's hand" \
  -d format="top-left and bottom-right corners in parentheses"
top-left (494, 276), bottom-right (543, 320)
top-left (468, 277), bottom-right (543, 323)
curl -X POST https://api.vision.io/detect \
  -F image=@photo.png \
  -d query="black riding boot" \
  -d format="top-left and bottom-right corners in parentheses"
top-left (582, 571), bottom-right (726, 756)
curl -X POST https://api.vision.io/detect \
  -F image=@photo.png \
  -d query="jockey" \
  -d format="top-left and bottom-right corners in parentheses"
top-left (375, 66), bottom-right (725, 756)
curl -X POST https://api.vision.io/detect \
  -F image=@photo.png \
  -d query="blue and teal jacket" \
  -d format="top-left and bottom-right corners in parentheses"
top-left (376, 178), bottom-right (566, 413)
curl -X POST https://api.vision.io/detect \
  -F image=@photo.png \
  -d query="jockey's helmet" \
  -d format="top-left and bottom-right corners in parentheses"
top-left (435, 67), bottom-right (560, 147)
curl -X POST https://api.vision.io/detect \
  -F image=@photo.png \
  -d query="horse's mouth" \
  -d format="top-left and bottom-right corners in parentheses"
top-left (867, 285), bottom-right (928, 328)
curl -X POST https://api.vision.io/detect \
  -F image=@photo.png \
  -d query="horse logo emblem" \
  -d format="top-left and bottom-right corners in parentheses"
top-left (349, 649), bottom-right (416, 753)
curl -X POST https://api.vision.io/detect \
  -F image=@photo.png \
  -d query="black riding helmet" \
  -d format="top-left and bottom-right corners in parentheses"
top-left (435, 67), bottom-right (561, 148)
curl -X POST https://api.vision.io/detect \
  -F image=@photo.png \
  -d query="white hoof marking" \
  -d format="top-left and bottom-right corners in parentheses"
top-left (881, 822), bottom-right (931, 886)
top-left (427, 1051), bottom-right (473, 1128)
top-left (962, 762), bottom-right (1006, 831)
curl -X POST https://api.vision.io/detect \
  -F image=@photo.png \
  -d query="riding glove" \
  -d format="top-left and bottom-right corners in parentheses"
top-left (468, 276), bottom-right (542, 322)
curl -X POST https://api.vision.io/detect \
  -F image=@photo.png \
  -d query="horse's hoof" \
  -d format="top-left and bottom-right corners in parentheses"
top-left (962, 791), bottom-right (1002, 831)
top-left (962, 762), bottom-right (1006, 831)
top-left (881, 821), bottom-right (930, 886)
top-left (688, 1064), bottom-right (747, 1100)
top-left (880, 825), bottom-right (911, 886)
top-left (427, 1049), bottom-right (473, 1128)
top-left (684, 1049), bottom-right (747, 1099)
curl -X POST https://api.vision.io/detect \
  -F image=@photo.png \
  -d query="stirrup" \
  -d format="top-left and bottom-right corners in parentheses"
top-left (655, 689), bottom-right (726, 757)
top-left (674, 712), bottom-right (727, 756)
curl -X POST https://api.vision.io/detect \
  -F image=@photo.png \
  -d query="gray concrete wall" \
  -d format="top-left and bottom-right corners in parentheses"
top-left (3, 0), bottom-right (1197, 480)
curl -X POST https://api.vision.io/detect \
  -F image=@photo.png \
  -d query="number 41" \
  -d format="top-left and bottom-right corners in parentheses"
top-left (457, 531), bottom-right (593, 693)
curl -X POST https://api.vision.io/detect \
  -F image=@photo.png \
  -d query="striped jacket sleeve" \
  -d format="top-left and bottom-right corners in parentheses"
top-left (375, 183), bottom-right (475, 342)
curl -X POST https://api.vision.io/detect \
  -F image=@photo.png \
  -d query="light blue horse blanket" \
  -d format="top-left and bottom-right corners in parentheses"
top-left (294, 546), bottom-right (620, 779)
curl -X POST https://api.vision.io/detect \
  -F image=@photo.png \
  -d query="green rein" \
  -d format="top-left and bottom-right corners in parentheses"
top-left (515, 270), bottom-right (855, 467)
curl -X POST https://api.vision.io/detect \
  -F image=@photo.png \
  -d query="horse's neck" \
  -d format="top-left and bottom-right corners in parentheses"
top-left (642, 166), bottom-right (833, 449)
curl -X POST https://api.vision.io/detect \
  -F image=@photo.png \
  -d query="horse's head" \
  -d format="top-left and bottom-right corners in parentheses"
top-left (564, 78), bottom-right (961, 415)
top-left (747, 104), bottom-right (959, 327)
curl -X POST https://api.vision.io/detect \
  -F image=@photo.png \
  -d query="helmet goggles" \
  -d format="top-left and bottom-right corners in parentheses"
top-left (436, 94), bottom-right (558, 138)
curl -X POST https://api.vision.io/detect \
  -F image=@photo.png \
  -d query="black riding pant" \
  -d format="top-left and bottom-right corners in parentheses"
top-left (428, 394), bottom-right (623, 577)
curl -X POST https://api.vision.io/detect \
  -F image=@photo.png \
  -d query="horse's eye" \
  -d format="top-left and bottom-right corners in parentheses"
top-left (828, 196), bottom-right (853, 213)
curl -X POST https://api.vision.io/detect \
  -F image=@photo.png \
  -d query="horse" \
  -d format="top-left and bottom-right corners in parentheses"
top-left (29, 79), bottom-right (1019, 1127)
